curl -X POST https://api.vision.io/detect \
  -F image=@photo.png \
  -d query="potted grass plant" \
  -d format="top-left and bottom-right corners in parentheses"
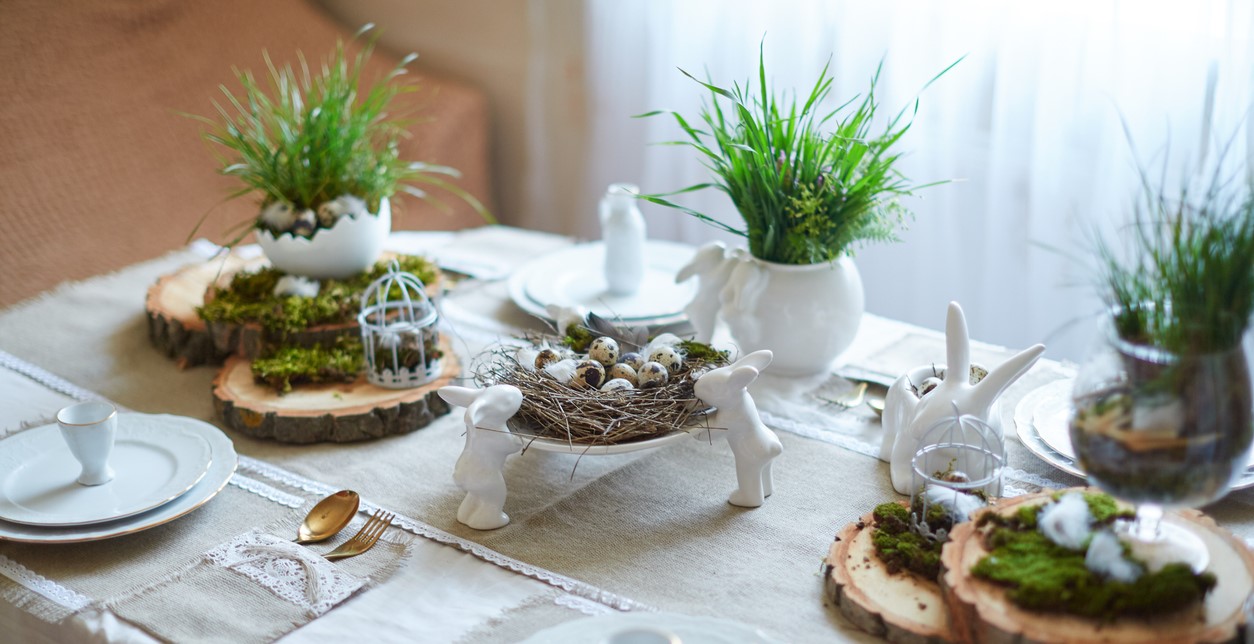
top-left (643, 47), bottom-right (957, 375)
top-left (1069, 149), bottom-right (1254, 566)
top-left (190, 27), bottom-right (490, 279)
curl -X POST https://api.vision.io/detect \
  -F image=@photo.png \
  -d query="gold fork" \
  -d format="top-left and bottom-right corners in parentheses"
top-left (324, 509), bottom-right (394, 561)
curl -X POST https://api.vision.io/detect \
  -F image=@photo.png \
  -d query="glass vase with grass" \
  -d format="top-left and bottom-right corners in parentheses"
top-left (1071, 157), bottom-right (1254, 572)
top-left (188, 26), bottom-right (491, 279)
top-left (640, 46), bottom-right (957, 375)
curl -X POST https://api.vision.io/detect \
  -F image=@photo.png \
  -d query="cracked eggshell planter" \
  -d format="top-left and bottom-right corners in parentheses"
top-left (257, 198), bottom-right (391, 279)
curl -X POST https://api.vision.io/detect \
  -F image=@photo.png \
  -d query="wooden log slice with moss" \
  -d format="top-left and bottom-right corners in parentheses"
top-left (825, 505), bottom-right (953, 644)
top-left (941, 489), bottom-right (1254, 644)
top-left (146, 254), bottom-right (262, 368)
top-left (212, 334), bottom-right (459, 443)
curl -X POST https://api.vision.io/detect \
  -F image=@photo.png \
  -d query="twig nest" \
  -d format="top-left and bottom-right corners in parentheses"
top-left (272, 275), bottom-right (320, 298)
top-left (572, 360), bottom-right (607, 389)
top-left (638, 361), bottom-right (670, 388)
top-left (648, 346), bottom-right (683, 372)
top-left (969, 362), bottom-right (989, 385)
top-left (534, 348), bottom-right (562, 371)
top-left (588, 336), bottom-right (620, 366)
top-left (619, 352), bottom-right (645, 370)
top-left (601, 378), bottom-right (634, 392)
top-left (607, 363), bottom-right (638, 386)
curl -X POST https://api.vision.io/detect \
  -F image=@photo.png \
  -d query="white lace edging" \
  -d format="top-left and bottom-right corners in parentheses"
top-left (229, 474), bottom-right (305, 508)
top-left (554, 593), bottom-right (617, 616)
top-left (0, 350), bottom-right (125, 410)
top-left (205, 531), bottom-right (365, 617)
top-left (0, 554), bottom-right (91, 611)
top-left (237, 457), bottom-right (651, 613)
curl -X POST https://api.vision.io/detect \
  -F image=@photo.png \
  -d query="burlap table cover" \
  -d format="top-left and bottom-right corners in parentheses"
top-left (1, 225), bottom-right (1252, 642)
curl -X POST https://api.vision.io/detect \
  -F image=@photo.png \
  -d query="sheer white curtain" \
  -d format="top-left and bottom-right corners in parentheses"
top-left (581, 0), bottom-right (1254, 361)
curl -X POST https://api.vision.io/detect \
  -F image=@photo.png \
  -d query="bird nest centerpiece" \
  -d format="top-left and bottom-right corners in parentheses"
top-left (474, 313), bottom-right (729, 446)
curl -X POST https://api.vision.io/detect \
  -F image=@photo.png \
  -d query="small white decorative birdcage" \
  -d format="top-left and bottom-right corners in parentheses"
top-left (909, 403), bottom-right (1003, 542)
top-left (358, 260), bottom-right (441, 389)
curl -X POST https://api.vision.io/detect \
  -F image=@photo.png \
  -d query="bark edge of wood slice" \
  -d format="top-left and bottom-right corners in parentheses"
top-left (212, 335), bottom-right (460, 444)
top-left (940, 488), bottom-right (1254, 644)
top-left (825, 506), bottom-right (953, 644)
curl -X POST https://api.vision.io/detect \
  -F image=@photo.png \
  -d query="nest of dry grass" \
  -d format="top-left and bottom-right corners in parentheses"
top-left (474, 341), bottom-right (727, 446)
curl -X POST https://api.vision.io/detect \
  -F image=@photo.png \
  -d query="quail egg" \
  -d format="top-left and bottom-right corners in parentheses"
top-left (571, 360), bottom-right (606, 389)
top-left (648, 346), bottom-right (683, 373)
top-left (918, 376), bottom-right (943, 397)
top-left (534, 348), bottom-right (562, 371)
top-left (607, 363), bottom-right (638, 386)
top-left (969, 362), bottom-right (989, 385)
top-left (588, 336), bottom-right (620, 366)
top-left (601, 378), bottom-right (634, 392)
top-left (618, 352), bottom-right (645, 371)
top-left (637, 361), bottom-right (670, 388)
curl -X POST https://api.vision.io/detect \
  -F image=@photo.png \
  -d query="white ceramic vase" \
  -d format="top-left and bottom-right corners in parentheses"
top-left (720, 255), bottom-right (864, 377)
top-left (256, 198), bottom-right (391, 279)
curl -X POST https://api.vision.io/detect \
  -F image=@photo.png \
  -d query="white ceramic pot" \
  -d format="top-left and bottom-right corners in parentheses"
top-left (719, 255), bottom-right (864, 377)
top-left (256, 198), bottom-right (391, 279)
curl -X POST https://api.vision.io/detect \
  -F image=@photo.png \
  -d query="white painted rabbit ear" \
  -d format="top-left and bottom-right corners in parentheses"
top-left (944, 301), bottom-right (971, 382)
top-left (734, 350), bottom-right (773, 372)
top-left (438, 385), bottom-right (481, 408)
top-left (675, 241), bottom-right (727, 283)
top-left (726, 366), bottom-right (761, 391)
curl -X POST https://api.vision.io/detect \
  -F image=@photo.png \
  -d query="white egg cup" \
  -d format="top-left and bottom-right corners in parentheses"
top-left (56, 402), bottom-right (118, 486)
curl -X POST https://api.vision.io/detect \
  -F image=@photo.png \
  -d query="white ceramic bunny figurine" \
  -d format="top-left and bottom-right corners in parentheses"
top-left (439, 384), bottom-right (525, 530)
top-left (881, 302), bottom-right (1045, 494)
top-left (693, 350), bottom-right (783, 507)
top-left (675, 241), bottom-right (747, 343)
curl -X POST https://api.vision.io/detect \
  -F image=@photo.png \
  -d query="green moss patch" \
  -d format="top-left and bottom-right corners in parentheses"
top-left (198, 256), bottom-right (438, 338)
top-left (871, 502), bottom-right (945, 580)
top-left (972, 493), bottom-right (1215, 620)
top-left (251, 338), bottom-right (364, 394)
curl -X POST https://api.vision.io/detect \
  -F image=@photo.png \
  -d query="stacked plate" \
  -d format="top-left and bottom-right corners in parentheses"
top-left (508, 240), bottom-right (698, 326)
top-left (1013, 379), bottom-right (1254, 489)
top-left (0, 413), bottom-right (237, 543)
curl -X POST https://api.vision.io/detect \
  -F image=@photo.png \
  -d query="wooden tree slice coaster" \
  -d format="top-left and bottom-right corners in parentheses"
top-left (941, 489), bottom-right (1254, 644)
top-left (146, 254), bottom-right (262, 368)
top-left (825, 506), bottom-right (953, 644)
top-left (212, 335), bottom-right (460, 443)
top-left (147, 253), bottom-right (440, 366)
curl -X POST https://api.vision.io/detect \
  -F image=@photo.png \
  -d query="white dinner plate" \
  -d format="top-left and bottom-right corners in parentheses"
top-left (508, 241), bottom-right (698, 325)
top-left (519, 611), bottom-right (780, 644)
top-left (0, 417), bottom-right (212, 526)
top-left (1013, 380), bottom-right (1254, 489)
top-left (0, 414), bottom-right (237, 543)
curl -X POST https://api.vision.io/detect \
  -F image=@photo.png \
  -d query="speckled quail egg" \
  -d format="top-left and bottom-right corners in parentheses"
top-left (588, 336), bottom-right (620, 366)
top-left (601, 378), bottom-right (634, 392)
top-left (571, 360), bottom-right (607, 389)
top-left (618, 352), bottom-right (645, 371)
top-left (918, 376), bottom-right (943, 397)
top-left (534, 348), bottom-right (562, 371)
top-left (969, 362), bottom-right (989, 385)
top-left (637, 361), bottom-right (670, 388)
top-left (607, 363), bottom-right (638, 386)
top-left (648, 346), bottom-right (683, 373)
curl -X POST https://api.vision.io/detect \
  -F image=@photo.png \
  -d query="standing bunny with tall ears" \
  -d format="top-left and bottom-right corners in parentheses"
top-left (439, 384), bottom-right (525, 530)
top-left (694, 350), bottom-right (783, 507)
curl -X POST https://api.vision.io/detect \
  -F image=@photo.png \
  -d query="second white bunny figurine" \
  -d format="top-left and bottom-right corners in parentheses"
top-left (881, 302), bottom-right (1045, 494)
top-left (439, 384), bottom-right (525, 530)
top-left (674, 241), bottom-right (747, 344)
top-left (693, 350), bottom-right (783, 507)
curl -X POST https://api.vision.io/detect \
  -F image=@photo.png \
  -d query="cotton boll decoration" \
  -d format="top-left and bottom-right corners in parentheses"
top-left (1037, 492), bottom-right (1093, 550)
top-left (588, 336), bottom-right (620, 366)
top-left (648, 346), bottom-right (683, 373)
top-left (534, 348), bottom-right (562, 371)
top-left (601, 378), bottom-right (634, 392)
top-left (543, 359), bottom-right (578, 384)
top-left (571, 360), bottom-right (607, 389)
top-left (607, 363), bottom-right (638, 386)
top-left (273, 275), bottom-right (320, 298)
top-left (1085, 530), bottom-right (1143, 583)
top-left (923, 485), bottom-right (987, 525)
top-left (619, 352), bottom-right (645, 371)
top-left (637, 362), bottom-right (670, 388)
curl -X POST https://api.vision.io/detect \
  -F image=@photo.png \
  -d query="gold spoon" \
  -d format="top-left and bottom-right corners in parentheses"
top-left (296, 490), bottom-right (360, 544)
